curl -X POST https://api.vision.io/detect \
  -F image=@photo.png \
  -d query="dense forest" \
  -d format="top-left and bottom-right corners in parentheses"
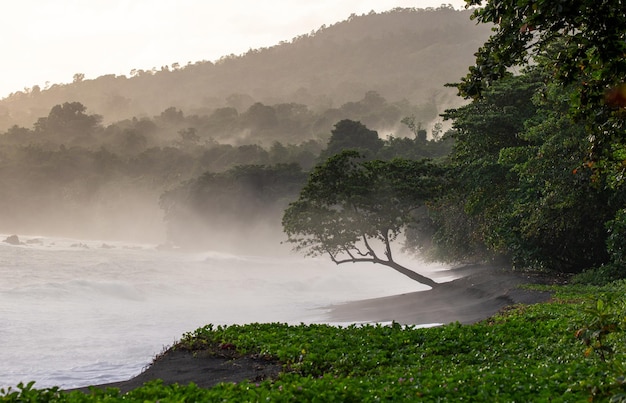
top-left (431, 0), bottom-right (626, 278)
top-left (0, 92), bottom-right (450, 247)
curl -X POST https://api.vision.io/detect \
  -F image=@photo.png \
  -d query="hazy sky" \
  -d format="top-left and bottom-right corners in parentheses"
top-left (1, 1), bottom-right (468, 99)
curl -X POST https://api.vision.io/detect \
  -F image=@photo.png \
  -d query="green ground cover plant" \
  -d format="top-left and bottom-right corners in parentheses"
top-left (3, 282), bottom-right (626, 402)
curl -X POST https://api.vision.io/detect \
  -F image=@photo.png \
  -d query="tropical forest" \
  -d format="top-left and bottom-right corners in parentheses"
top-left (2, 2), bottom-right (626, 401)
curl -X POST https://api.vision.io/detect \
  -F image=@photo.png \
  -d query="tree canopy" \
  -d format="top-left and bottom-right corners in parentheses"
top-left (318, 119), bottom-right (384, 161)
top-left (459, 0), bottom-right (626, 102)
top-left (160, 163), bottom-right (308, 251)
top-left (435, 67), bottom-right (616, 271)
top-left (282, 151), bottom-right (446, 287)
top-left (459, 0), bottom-right (626, 188)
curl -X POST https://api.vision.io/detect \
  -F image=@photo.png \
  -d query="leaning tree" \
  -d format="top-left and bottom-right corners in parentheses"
top-left (282, 150), bottom-right (445, 288)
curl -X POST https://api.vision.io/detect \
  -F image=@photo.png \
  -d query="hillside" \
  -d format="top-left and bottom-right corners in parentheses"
top-left (0, 7), bottom-right (491, 132)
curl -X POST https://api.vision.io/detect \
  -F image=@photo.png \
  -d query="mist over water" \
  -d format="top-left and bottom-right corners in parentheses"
top-left (0, 235), bottom-right (449, 390)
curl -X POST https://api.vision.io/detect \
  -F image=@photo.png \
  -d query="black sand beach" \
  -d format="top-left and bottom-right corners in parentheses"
top-left (327, 264), bottom-right (554, 325)
top-left (72, 265), bottom-right (555, 394)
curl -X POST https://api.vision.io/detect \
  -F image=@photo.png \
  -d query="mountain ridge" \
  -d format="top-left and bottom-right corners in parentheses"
top-left (0, 7), bottom-right (491, 131)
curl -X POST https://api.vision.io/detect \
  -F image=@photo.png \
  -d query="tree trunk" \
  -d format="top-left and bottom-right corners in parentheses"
top-left (329, 252), bottom-right (440, 288)
top-left (383, 260), bottom-right (439, 288)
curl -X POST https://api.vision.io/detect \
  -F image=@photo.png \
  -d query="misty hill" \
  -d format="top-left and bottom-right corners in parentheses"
top-left (0, 7), bottom-right (491, 133)
top-left (0, 6), bottom-right (491, 246)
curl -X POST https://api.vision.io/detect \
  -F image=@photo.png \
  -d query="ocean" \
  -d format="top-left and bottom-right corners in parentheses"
top-left (0, 234), bottom-right (444, 390)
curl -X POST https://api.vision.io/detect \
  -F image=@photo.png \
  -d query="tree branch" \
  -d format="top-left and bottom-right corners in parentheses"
top-left (328, 252), bottom-right (439, 288)
top-left (326, 248), bottom-right (339, 264)
top-left (382, 228), bottom-right (393, 262)
top-left (351, 245), bottom-right (369, 257)
top-left (332, 256), bottom-right (377, 265)
top-left (361, 234), bottom-right (380, 261)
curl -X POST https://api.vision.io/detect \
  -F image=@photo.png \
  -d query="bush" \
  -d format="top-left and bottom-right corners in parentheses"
top-left (571, 264), bottom-right (626, 286)
top-left (607, 208), bottom-right (626, 270)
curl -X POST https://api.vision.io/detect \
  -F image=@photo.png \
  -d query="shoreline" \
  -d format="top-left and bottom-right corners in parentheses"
top-left (68, 264), bottom-right (555, 394)
top-left (324, 264), bottom-right (554, 325)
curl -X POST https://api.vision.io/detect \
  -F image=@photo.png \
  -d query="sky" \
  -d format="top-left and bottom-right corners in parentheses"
top-left (0, 1), bottom-right (468, 99)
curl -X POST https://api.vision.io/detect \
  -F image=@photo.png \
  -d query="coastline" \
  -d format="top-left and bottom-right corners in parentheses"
top-left (325, 264), bottom-right (554, 325)
top-left (69, 264), bottom-right (555, 394)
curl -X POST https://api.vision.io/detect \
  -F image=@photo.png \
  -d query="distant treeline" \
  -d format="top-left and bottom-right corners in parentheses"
top-left (0, 89), bottom-right (440, 163)
top-left (0, 98), bottom-right (450, 246)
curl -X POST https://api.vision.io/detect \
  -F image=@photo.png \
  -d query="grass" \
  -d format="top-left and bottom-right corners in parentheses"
top-left (2, 281), bottom-right (626, 402)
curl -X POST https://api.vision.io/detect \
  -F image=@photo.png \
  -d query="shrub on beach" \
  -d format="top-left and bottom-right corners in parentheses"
top-left (571, 264), bottom-right (626, 286)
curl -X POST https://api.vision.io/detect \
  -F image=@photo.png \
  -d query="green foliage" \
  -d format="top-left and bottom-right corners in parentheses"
top-left (377, 131), bottom-right (453, 161)
top-left (9, 283), bottom-right (626, 401)
top-left (0, 382), bottom-right (64, 402)
top-left (440, 0), bottom-right (626, 273)
top-left (284, 151), bottom-right (442, 256)
top-left (606, 209), bottom-right (626, 270)
top-left (505, 73), bottom-right (614, 272)
top-left (435, 65), bottom-right (619, 272)
top-left (317, 119), bottom-right (384, 161)
top-left (432, 72), bottom-right (542, 265)
top-left (573, 291), bottom-right (626, 400)
top-left (460, 0), bottom-right (626, 110)
top-left (283, 150), bottom-right (445, 285)
top-left (571, 265), bottom-right (626, 286)
top-left (576, 298), bottom-right (621, 361)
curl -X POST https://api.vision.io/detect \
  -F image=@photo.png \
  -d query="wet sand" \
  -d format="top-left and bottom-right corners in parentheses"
top-left (325, 264), bottom-right (553, 325)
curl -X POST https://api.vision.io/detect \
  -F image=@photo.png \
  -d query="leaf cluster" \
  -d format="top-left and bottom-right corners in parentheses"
top-left (460, 0), bottom-right (626, 105)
